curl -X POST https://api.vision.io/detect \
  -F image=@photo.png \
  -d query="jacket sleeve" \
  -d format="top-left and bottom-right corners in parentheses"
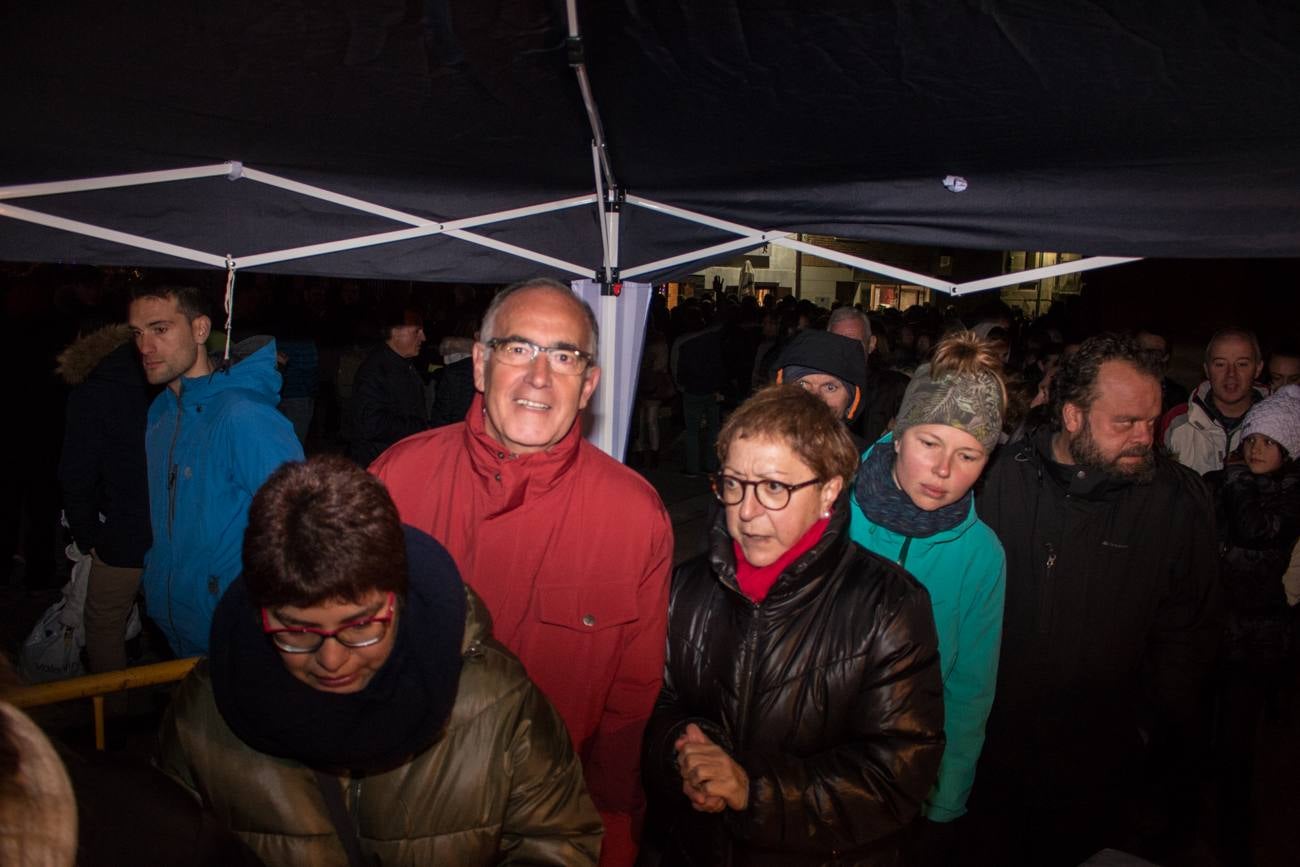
top-left (923, 544), bottom-right (1005, 822)
top-left (226, 401), bottom-right (305, 496)
top-left (1220, 467), bottom-right (1300, 549)
top-left (499, 681), bottom-right (604, 866)
top-left (725, 586), bottom-right (946, 853)
top-left (641, 564), bottom-right (732, 810)
top-left (57, 384), bottom-right (105, 552)
top-left (1146, 470), bottom-right (1223, 746)
top-left (154, 671), bottom-right (205, 804)
top-left (582, 506), bottom-right (674, 867)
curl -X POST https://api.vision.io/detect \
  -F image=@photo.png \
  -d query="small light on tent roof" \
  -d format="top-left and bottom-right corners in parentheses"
top-left (942, 175), bottom-right (969, 193)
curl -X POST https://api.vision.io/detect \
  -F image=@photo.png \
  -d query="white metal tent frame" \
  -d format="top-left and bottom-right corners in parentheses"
top-left (0, 160), bottom-right (1139, 459)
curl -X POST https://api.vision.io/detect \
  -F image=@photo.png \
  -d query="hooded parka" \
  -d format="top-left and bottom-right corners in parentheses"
top-left (643, 494), bottom-right (944, 867)
top-left (142, 336), bottom-right (303, 656)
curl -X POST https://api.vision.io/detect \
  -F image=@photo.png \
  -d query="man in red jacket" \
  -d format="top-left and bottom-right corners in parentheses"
top-left (372, 278), bottom-right (673, 867)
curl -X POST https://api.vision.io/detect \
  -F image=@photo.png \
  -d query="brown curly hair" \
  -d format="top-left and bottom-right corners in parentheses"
top-left (717, 384), bottom-right (859, 486)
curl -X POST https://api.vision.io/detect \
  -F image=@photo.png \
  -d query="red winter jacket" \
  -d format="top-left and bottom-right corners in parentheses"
top-left (372, 395), bottom-right (673, 867)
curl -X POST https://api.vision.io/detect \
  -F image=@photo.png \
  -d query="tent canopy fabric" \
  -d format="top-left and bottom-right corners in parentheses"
top-left (3, 0), bottom-right (1299, 285)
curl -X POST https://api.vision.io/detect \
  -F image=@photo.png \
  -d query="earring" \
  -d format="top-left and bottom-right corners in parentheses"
top-left (820, 509), bottom-right (832, 519)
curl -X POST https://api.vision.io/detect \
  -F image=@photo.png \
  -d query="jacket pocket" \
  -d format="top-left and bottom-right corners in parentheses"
top-left (537, 582), bottom-right (639, 633)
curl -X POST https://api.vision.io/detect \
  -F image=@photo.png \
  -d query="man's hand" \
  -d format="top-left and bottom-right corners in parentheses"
top-left (674, 723), bottom-right (749, 813)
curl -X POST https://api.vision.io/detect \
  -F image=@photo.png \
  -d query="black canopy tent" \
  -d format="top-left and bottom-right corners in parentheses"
top-left (3, 0), bottom-right (1299, 453)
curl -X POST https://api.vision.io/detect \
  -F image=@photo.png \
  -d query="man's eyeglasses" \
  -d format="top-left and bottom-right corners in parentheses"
top-left (711, 474), bottom-right (821, 511)
top-left (261, 593), bottom-right (396, 654)
top-left (485, 338), bottom-right (593, 376)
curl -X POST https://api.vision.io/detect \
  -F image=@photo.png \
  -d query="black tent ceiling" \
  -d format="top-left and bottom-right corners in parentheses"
top-left (3, 0), bottom-right (1299, 285)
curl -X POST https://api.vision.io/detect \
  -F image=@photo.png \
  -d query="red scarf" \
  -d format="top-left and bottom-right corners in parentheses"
top-left (733, 516), bottom-right (830, 603)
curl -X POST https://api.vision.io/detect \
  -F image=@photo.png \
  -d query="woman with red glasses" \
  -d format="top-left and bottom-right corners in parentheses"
top-left (641, 385), bottom-right (944, 866)
top-left (156, 455), bottom-right (601, 867)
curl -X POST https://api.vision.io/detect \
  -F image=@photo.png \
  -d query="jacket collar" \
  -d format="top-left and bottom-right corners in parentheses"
top-left (175, 336), bottom-right (281, 405)
top-left (708, 488), bottom-right (852, 607)
top-left (460, 392), bottom-right (582, 498)
top-left (1029, 427), bottom-right (1134, 501)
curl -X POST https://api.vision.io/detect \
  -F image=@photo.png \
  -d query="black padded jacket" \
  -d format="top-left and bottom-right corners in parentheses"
top-left (642, 494), bottom-right (945, 867)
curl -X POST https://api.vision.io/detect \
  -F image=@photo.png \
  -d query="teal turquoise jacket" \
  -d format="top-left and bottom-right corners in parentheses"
top-left (848, 435), bottom-right (1006, 822)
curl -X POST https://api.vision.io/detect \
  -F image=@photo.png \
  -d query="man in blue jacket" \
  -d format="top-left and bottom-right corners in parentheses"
top-left (128, 285), bottom-right (303, 657)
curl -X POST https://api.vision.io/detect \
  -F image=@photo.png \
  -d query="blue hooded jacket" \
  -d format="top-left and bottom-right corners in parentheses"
top-left (849, 434), bottom-right (1006, 822)
top-left (142, 337), bottom-right (303, 656)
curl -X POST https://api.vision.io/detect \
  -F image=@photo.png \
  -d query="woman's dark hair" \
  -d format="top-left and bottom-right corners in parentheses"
top-left (242, 455), bottom-right (408, 608)
top-left (717, 384), bottom-right (859, 487)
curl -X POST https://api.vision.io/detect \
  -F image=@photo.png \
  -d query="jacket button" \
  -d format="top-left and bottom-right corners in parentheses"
top-left (494, 473), bottom-right (501, 482)
top-left (582, 614), bottom-right (596, 627)
top-left (497, 451), bottom-right (505, 459)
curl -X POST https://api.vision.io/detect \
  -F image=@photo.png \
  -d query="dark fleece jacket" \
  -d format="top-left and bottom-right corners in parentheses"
top-left (56, 325), bottom-right (154, 567)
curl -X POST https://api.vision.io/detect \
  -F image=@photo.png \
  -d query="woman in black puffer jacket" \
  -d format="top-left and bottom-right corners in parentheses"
top-left (642, 385), bottom-right (944, 867)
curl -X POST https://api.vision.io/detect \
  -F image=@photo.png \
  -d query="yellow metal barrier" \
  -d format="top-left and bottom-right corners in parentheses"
top-left (4, 657), bottom-right (201, 750)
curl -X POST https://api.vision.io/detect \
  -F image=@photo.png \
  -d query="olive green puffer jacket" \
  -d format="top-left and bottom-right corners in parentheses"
top-left (156, 590), bottom-right (603, 866)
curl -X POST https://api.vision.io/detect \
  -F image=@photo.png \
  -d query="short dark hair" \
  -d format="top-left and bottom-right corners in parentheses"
top-left (1205, 327), bottom-right (1261, 365)
top-left (717, 384), bottom-right (859, 487)
top-left (1051, 332), bottom-right (1163, 428)
top-left (128, 284), bottom-right (210, 323)
top-left (242, 455), bottom-right (408, 608)
top-left (480, 278), bottom-right (599, 358)
top-left (379, 305), bottom-right (423, 342)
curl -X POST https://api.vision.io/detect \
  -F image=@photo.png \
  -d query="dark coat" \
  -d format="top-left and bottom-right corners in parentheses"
top-left (349, 342), bottom-right (429, 466)
top-left (975, 430), bottom-right (1222, 799)
top-left (1205, 461), bottom-right (1300, 661)
top-left (643, 496), bottom-right (945, 867)
top-left (56, 327), bottom-right (153, 567)
top-left (430, 355), bottom-right (476, 427)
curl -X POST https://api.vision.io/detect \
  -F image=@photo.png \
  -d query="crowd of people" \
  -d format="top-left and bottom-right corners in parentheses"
top-left (1, 270), bottom-right (1298, 867)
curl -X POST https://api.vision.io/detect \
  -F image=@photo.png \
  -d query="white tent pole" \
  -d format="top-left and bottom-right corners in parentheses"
top-left (952, 256), bottom-right (1140, 294)
top-left (624, 195), bottom-right (779, 238)
top-left (592, 144), bottom-right (611, 277)
top-left (770, 237), bottom-right (957, 293)
top-left (0, 164), bottom-right (234, 200)
top-left (592, 203), bottom-right (621, 454)
top-left (235, 225), bottom-right (450, 268)
top-left (621, 234), bottom-right (790, 279)
top-left (0, 203), bottom-right (228, 267)
top-left (441, 228), bottom-right (592, 276)
top-left (445, 195), bottom-right (598, 230)
top-left (243, 167), bottom-right (597, 230)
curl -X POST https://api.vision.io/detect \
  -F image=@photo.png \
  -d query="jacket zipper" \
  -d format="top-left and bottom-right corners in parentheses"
top-left (897, 536), bottom-right (914, 571)
top-left (165, 387), bottom-right (184, 646)
top-left (165, 388), bottom-right (184, 538)
top-left (728, 606), bottom-right (760, 867)
top-left (350, 776), bottom-right (362, 829)
top-left (1037, 541), bottom-right (1057, 635)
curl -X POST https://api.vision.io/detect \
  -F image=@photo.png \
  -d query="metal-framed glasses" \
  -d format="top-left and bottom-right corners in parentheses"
top-left (485, 338), bottom-right (593, 375)
top-left (261, 592), bottom-right (396, 653)
top-left (711, 474), bottom-right (822, 511)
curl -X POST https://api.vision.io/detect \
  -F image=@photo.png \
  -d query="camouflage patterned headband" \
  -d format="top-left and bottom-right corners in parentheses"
top-left (893, 363), bottom-right (1004, 451)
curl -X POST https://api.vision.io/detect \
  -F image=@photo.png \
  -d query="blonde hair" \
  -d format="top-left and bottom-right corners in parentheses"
top-left (928, 330), bottom-right (1009, 416)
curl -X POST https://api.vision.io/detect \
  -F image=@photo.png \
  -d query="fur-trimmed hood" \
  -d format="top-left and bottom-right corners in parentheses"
top-left (56, 324), bottom-right (133, 385)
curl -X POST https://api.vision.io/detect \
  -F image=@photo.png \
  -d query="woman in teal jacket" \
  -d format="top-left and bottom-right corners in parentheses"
top-left (848, 332), bottom-right (1006, 863)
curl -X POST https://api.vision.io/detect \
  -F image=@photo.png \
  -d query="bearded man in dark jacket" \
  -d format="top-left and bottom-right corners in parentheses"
top-left (968, 333), bottom-right (1221, 867)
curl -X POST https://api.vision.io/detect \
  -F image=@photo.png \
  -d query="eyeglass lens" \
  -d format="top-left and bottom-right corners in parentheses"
top-left (713, 476), bottom-right (794, 510)
top-left (491, 339), bottom-right (588, 374)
